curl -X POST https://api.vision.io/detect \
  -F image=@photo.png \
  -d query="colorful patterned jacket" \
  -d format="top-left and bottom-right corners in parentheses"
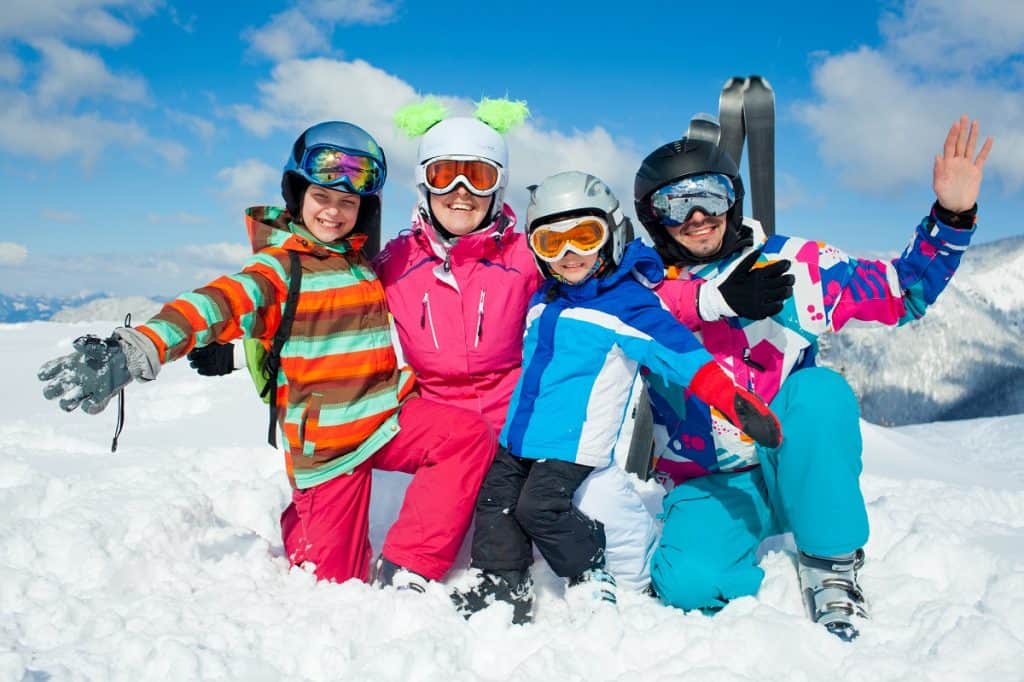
top-left (501, 240), bottom-right (715, 468)
top-left (373, 204), bottom-right (541, 431)
top-left (649, 209), bottom-right (976, 485)
top-left (138, 206), bottom-right (415, 489)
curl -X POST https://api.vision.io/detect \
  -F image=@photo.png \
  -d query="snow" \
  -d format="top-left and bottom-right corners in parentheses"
top-left (3, 321), bottom-right (1024, 681)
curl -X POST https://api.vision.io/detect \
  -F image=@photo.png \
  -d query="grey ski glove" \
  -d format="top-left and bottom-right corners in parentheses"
top-left (38, 328), bottom-right (160, 415)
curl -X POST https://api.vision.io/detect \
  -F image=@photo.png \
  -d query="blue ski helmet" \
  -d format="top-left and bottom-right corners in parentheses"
top-left (282, 121), bottom-right (388, 256)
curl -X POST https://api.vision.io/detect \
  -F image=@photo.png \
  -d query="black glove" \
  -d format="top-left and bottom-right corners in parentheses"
top-left (701, 250), bottom-right (795, 321)
top-left (38, 334), bottom-right (134, 414)
top-left (187, 342), bottom-right (236, 376)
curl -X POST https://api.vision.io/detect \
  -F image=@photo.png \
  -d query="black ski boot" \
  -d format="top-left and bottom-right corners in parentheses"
top-left (797, 548), bottom-right (868, 642)
top-left (451, 569), bottom-right (534, 624)
top-left (372, 556), bottom-right (429, 593)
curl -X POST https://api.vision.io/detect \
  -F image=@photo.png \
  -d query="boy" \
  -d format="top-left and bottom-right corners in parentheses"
top-left (453, 171), bottom-right (782, 623)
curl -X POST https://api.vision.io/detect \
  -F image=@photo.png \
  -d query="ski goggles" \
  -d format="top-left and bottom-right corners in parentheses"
top-left (300, 145), bottom-right (386, 196)
top-left (649, 173), bottom-right (736, 226)
top-left (422, 156), bottom-right (503, 196)
top-left (529, 216), bottom-right (609, 263)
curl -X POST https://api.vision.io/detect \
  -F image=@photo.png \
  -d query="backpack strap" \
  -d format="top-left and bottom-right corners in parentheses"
top-left (262, 251), bottom-right (302, 447)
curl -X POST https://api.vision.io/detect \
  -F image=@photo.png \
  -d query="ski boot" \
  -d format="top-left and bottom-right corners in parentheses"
top-left (372, 556), bottom-right (429, 593)
top-left (797, 548), bottom-right (868, 642)
top-left (565, 566), bottom-right (618, 615)
top-left (451, 569), bottom-right (534, 624)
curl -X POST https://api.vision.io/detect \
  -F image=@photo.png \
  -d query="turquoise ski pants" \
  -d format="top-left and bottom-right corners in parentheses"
top-left (650, 367), bottom-right (869, 611)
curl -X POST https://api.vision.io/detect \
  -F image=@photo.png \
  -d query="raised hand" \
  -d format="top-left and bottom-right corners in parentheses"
top-left (934, 115), bottom-right (993, 213)
top-left (38, 335), bottom-right (134, 414)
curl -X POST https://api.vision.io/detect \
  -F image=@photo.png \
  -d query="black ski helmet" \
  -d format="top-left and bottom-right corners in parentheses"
top-left (634, 137), bottom-right (746, 264)
top-left (282, 121), bottom-right (387, 257)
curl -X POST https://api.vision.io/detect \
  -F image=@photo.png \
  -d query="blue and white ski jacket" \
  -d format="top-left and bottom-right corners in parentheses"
top-left (500, 240), bottom-right (715, 468)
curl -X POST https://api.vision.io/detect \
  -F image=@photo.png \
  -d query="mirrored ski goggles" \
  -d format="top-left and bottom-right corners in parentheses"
top-left (529, 216), bottom-right (609, 263)
top-left (301, 145), bottom-right (386, 195)
top-left (423, 157), bottom-right (503, 196)
top-left (649, 173), bottom-right (736, 226)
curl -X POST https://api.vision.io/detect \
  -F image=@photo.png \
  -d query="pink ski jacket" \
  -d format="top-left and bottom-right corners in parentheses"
top-left (374, 204), bottom-right (543, 431)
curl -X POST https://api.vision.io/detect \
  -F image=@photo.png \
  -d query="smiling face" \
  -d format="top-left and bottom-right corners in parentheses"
top-left (429, 185), bottom-right (490, 236)
top-left (665, 208), bottom-right (727, 258)
top-left (548, 250), bottom-right (600, 284)
top-left (301, 184), bottom-right (362, 243)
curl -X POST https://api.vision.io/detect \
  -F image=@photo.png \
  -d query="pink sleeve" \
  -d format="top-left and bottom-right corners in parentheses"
top-left (655, 278), bottom-right (702, 331)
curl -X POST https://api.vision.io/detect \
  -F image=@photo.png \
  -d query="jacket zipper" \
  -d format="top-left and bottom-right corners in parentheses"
top-left (475, 290), bottom-right (486, 348)
top-left (421, 292), bottom-right (439, 350)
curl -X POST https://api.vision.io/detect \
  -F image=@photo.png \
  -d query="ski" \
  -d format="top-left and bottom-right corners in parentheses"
top-left (686, 112), bottom-right (722, 146)
top-left (718, 76), bottom-right (746, 166)
top-left (742, 76), bottom-right (776, 236)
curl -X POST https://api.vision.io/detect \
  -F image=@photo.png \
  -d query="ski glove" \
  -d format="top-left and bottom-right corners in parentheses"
top-left (688, 361), bottom-right (782, 448)
top-left (188, 342), bottom-right (236, 376)
top-left (699, 250), bottom-right (794, 321)
top-left (38, 329), bottom-right (159, 415)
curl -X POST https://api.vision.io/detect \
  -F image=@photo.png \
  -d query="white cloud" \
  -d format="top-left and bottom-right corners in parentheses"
top-left (0, 90), bottom-right (187, 168)
top-left (243, 0), bottom-right (398, 61)
top-left (879, 0), bottom-right (1024, 73)
top-left (0, 242), bottom-right (29, 266)
top-left (40, 208), bottom-right (82, 223)
top-left (32, 38), bottom-right (148, 106)
top-left (230, 57), bottom-right (642, 224)
top-left (796, 1), bottom-right (1024, 194)
top-left (0, 0), bottom-right (160, 46)
top-left (167, 109), bottom-right (216, 142)
top-left (181, 242), bottom-right (252, 267)
top-left (0, 52), bottom-right (22, 82)
top-left (216, 159), bottom-right (280, 210)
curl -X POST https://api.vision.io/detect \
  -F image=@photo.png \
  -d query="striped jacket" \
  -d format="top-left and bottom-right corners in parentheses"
top-left (649, 210), bottom-right (975, 485)
top-left (500, 240), bottom-right (714, 468)
top-left (138, 206), bottom-right (415, 489)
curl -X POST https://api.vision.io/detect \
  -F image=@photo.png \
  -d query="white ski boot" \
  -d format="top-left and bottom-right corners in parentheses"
top-left (797, 548), bottom-right (868, 641)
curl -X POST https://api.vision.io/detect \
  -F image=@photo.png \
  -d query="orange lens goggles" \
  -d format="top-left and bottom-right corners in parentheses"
top-left (529, 217), bottom-right (609, 262)
top-left (424, 158), bottom-right (501, 195)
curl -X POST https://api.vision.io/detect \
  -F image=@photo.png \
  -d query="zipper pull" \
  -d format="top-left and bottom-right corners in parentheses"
top-left (742, 348), bottom-right (766, 371)
top-left (444, 253), bottom-right (452, 273)
top-left (475, 290), bottom-right (486, 348)
top-left (420, 292), bottom-right (428, 328)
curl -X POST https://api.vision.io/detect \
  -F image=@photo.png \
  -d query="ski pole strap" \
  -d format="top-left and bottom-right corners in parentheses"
top-left (263, 251), bottom-right (303, 448)
top-left (111, 313), bottom-right (132, 453)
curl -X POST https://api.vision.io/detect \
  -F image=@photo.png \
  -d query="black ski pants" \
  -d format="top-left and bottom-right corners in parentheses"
top-left (470, 447), bottom-right (605, 578)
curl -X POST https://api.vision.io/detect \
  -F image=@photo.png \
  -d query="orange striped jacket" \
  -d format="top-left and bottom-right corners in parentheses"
top-left (138, 206), bottom-right (416, 488)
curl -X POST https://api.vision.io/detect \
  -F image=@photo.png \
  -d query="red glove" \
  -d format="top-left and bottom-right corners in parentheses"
top-left (689, 361), bottom-right (783, 448)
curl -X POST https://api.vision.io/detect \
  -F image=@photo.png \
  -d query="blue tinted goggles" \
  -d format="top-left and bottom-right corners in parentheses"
top-left (650, 173), bottom-right (736, 226)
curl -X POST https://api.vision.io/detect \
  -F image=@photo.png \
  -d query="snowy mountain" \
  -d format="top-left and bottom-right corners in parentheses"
top-left (819, 234), bottom-right (1024, 425)
top-left (3, 321), bottom-right (1023, 681)
top-left (49, 296), bottom-right (164, 323)
top-left (0, 292), bottom-right (106, 323)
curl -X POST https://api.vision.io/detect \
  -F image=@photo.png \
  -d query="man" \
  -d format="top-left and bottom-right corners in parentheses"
top-left (633, 115), bottom-right (992, 640)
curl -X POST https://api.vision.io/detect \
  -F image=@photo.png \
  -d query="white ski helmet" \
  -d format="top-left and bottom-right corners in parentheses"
top-left (415, 116), bottom-right (509, 225)
top-left (525, 171), bottom-right (633, 275)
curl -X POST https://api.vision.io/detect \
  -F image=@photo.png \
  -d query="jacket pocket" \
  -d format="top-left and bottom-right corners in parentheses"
top-left (299, 393), bottom-right (323, 458)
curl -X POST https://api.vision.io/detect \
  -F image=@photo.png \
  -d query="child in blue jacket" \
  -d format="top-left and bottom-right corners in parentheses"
top-left (452, 171), bottom-right (783, 624)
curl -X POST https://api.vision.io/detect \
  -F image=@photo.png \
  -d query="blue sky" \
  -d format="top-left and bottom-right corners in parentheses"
top-left (1, 0), bottom-right (1021, 297)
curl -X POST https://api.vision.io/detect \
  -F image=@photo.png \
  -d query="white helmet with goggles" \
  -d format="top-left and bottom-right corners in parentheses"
top-left (395, 98), bottom-right (528, 232)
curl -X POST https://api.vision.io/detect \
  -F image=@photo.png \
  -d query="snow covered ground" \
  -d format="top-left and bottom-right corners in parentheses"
top-left (3, 321), bottom-right (1023, 681)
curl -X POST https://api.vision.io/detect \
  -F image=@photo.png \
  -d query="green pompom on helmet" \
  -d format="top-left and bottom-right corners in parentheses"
top-left (394, 99), bottom-right (449, 138)
top-left (474, 97), bottom-right (530, 134)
